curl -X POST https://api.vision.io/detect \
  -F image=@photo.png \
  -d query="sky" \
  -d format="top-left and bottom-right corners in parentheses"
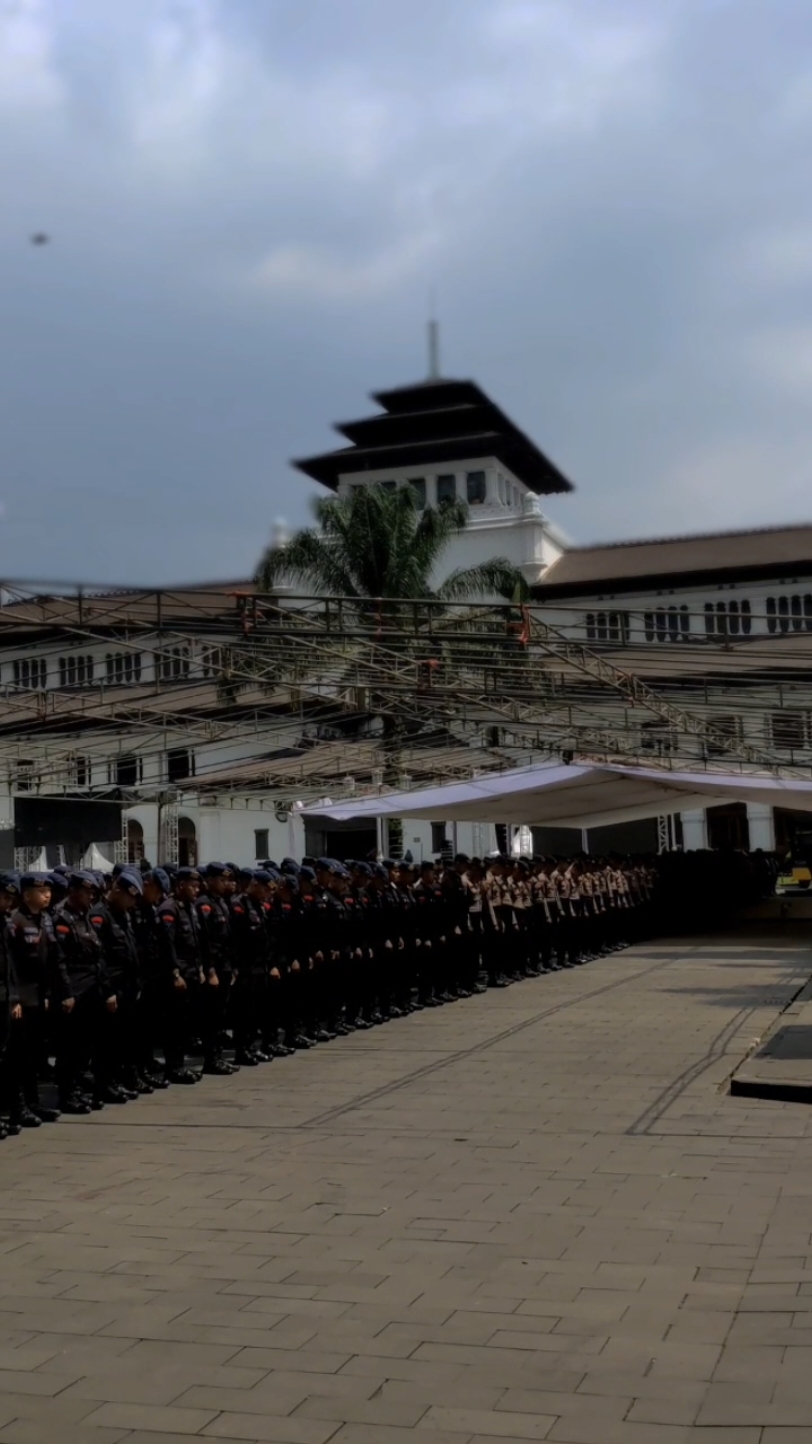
top-left (2, 0), bottom-right (812, 584)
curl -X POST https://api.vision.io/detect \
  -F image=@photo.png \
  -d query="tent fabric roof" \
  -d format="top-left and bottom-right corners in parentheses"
top-left (302, 762), bottom-right (812, 830)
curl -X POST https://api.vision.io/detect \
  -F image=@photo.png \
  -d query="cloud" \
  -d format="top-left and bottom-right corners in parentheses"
top-left (252, 230), bottom-right (441, 302)
top-left (1, 0), bottom-right (812, 582)
top-left (0, 0), bottom-right (63, 110)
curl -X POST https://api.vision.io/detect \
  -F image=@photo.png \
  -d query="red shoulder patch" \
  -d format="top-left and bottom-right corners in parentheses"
top-left (56, 924), bottom-right (71, 935)
top-left (90, 916), bottom-right (105, 926)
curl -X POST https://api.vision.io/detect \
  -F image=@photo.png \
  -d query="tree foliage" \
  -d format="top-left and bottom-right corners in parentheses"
top-left (254, 486), bottom-right (526, 603)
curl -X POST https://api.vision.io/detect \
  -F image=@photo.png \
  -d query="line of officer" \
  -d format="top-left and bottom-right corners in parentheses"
top-left (0, 851), bottom-right (658, 1140)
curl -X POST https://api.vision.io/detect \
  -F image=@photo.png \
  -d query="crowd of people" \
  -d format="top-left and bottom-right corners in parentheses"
top-left (0, 853), bottom-right (658, 1140)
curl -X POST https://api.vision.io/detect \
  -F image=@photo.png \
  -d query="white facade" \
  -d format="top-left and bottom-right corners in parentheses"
top-left (337, 459), bottom-right (565, 585)
top-left (4, 374), bottom-right (812, 861)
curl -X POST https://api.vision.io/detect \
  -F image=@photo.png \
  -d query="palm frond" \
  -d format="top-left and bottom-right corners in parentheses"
top-left (435, 558), bottom-right (526, 602)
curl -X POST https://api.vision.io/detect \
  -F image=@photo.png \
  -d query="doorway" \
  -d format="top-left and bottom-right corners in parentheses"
top-left (178, 816), bottom-right (197, 868)
top-left (707, 802), bottom-right (749, 851)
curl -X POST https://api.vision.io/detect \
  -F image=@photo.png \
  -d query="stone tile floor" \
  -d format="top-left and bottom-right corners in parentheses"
top-left (2, 929), bottom-right (812, 1442)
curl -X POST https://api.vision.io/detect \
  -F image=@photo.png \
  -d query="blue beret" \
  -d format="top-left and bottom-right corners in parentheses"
top-left (68, 870), bottom-right (95, 889)
top-left (253, 869), bottom-right (274, 884)
top-left (280, 858), bottom-right (301, 875)
top-left (0, 871), bottom-right (20, 893)
top-left (352, 861), bottom-right (372, 878)
top-left (145, 867), bottom-right (170, 894)
top-left (204, 862), bottom-right (229, 877)
top-left (316, 857), bottom-right (348, 876)
top-left (176, 867), bottom-right (201, 882)
top-left (47, 872), bottom-right (68, 891)
top-left (299, 865), bottom-right (317, 883)
top-left (20, 872), bottom-right (51, 890)
top-left (116, 868), bottom-right (144, 896)
top-left (372, 863), bottom-right (388, 879)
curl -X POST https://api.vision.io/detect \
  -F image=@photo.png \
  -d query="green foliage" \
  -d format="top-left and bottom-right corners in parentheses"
top-left (254, 485), bottom-right (525, 603)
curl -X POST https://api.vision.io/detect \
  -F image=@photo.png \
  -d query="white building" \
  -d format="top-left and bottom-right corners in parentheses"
top-left (1, 373), bottom-right (811, 865)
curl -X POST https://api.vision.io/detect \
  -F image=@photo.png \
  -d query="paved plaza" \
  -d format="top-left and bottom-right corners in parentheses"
top-left (2, 930), bottom-right (812, 1443)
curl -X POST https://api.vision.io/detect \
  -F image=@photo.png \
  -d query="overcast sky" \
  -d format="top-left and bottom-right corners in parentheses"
top-left (1, 0), bottom-right (812, 584)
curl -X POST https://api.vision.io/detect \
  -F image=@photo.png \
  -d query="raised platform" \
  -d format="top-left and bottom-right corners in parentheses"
top-left (730, 976), bottom-right (812, 1102)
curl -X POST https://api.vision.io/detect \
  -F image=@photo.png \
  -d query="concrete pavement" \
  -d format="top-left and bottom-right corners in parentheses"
top-left (2, 930), bottom-right (812, 1442)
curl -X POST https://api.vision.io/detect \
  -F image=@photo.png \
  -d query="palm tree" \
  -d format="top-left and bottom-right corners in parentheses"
top-left (250, 486), bottom-right (527, 772)
top-left (254, 485), bottom-right (525, 602)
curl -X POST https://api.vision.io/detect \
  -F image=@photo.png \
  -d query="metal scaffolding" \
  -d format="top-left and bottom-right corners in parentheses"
top-left (0, 583), bottom-right (808, 803)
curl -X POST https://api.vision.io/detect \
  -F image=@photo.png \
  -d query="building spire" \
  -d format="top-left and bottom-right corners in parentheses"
top-left (427, 289), bottom-right (440, 379)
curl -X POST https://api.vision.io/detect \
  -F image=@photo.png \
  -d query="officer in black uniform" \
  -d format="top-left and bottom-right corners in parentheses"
top-left (229, 869), bottom-right (272, 1065)
top-left (195, 863), bottom-right (237, 1076)
top-left (54, 871), bottom-right (119, 1111)
top-left (132, 869), bottom-right (170, 1088)
top-left (9, 872), bottom-right (66, 1125)
top-left (297, 865), bottom-right (334, 1044)
top-left (0, 872), bottom-right (20, 1140)
top-left (315, 859), bottom-right (351, 1034)
top-left (156, 867), bottom-right (204, 1084)
top-left (88, 869), bottom-right (149, 1094)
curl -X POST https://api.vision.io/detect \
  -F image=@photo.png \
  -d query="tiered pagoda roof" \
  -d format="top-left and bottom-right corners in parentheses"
top-left (292, 377), bottom-right (574, 495)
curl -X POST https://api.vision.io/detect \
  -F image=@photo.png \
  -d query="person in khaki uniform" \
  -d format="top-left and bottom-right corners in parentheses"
top-left (532, 859), bottom-right (562, 971)
top-left (482, 858), bottom-right (512, 988)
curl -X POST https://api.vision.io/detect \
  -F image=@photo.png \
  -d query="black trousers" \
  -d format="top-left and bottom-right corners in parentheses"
top-left (163, 979), bottom-right (200, 1071)
top-left (3, 1005), bottom-right (44, 1116)
top-left (56, 990), bottom-right (110, 1098)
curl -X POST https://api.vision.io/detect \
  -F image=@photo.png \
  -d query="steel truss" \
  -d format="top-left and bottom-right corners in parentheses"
top-left (0, 585), bottom-right (801, 797)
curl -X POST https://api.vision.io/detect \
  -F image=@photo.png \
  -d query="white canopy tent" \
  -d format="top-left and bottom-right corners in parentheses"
top-left (301, 762), bottom-right (812, 830)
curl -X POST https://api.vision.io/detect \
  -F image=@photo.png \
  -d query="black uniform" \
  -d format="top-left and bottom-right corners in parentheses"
top-left (88, 900), bottom-right (141, 1087)
top-left (156, 897), bottom-right (203, 1076)
top-left (195, 892), bottom-right (233, 1071)
top-left (8, 904), bottom-right (63, 1119)
top-left (53, 901), bottom-right (112, 1104)
top-left (229, 892), bottom-right (267, 1061)
top-left (0, 912), bottom-right (19, 1132)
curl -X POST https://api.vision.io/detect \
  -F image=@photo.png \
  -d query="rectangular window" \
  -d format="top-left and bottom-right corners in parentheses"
top-left (115, 754), bottom-right (141, 787)
top-left (15, 760), bottom-right (35, 792)
top-left (75, 755), bottom-right (89, 787)
top-left (378, 480), bottom-right (397, 492)
top-left (167, 747), bottom-right (194, 783)
top-left (704, 600), bottom-right (751, 637)
top-left (254, 828), bottom-right (269, 859)
top-left (430, 822), bottom-right (448, 853)
top-left (200, 646), bottom-right (219, 677)
top-left (407, 477), bottom-right (426, 508)
top-left (12, 658), bottom-right (47, 690)
top-left (105, 652), bottom-right (142, 684)
top-left (587, 611), bottom-right (627, 645)
top-left (640, 722), bottom-right (678, 756)
top-left (436, 474), bottom-right (457, 505)
top-left (466, 470), bottom-right (487, 504)
top-left (644, 612), bottom-right (655, 642)
top-left (58, 654), bottom-right (94, 688)
top-left (159, 647), bottom-right (190, 681)
top-left (771, 712), bottom-right (807, 750)
top-left (706, 715), bottom-right (741, 758)
top-left (768, 594), bottom-right (812, 634)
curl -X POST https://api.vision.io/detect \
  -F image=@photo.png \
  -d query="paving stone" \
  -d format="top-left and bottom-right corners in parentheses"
top-left (0, 932), bottom-right (811, 1444)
